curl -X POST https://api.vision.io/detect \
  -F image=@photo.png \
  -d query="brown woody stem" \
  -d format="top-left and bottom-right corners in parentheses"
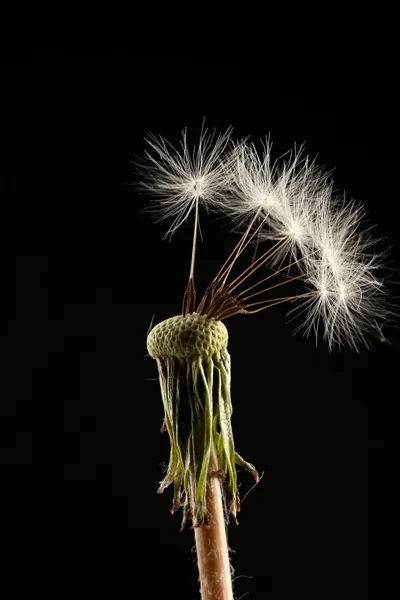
top-left (194, 445), bottom-right (233, 600)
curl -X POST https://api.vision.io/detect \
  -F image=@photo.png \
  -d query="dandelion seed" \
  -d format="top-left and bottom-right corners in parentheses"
top-left (226, 138), bottom-right (333, 267)
top-left (286, 193), bottom-right (393, 350)
top-left (137, 125), bottom-right (234, 237)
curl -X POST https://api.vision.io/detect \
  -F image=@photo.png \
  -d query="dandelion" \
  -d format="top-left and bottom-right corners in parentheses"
top-left (139, 126), bottom-right (393, 599)
top-left (226, 138), bottom-right (332, 266)
top-left (137, 124), bottom-right (235, 316)
top-left (291, 252), bottom-right (386, 350)
top-left (137, 124), bottom-right (234, 237)
top-left (289, 195), bottom-right (391, 350)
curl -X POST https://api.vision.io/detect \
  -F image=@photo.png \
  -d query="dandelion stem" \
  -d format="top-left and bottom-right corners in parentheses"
top-left (239, 273), bottom-right (306, 302)
top-left (242, 292), bottom-right (314, 313)
top-left (182, 190), bottom-right (199, 315)
top-left (223, 238), bottom-right (288, 294)
top-left (216, 208), bottom-right (267, 288)
top-left (194, 443), bottom-right (234, 600)
top-left (235, 251), bottom-right (317, 300)
top-left (199, 237), bottom-right (289, 318)
top-left (212, 291), bottom-right (315, 320)
top-left (211, 208), bottom-right (262, 286)
top-left (189, 191), bottom-right (200, 283)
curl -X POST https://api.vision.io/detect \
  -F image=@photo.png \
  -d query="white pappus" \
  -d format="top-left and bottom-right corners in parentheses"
top-left (138, 126), bottom-right (396, 350)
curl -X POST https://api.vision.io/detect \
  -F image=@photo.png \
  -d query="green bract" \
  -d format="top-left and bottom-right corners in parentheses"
top-left (147, 313), bottom-right (258, 529)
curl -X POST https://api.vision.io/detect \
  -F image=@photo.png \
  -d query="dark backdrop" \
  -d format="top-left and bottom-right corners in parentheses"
top-left (1, 45), bottom-right (399, 599)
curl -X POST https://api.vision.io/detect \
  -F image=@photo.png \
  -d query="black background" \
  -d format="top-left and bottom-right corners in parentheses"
top-left (1, 42), bottom-right (399, 599)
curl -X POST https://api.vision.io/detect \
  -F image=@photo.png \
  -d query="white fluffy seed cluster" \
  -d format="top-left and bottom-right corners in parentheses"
top-left (147, 313), bottom-right (228, 359)
top-left (139, 127), bottom-right (395, 349)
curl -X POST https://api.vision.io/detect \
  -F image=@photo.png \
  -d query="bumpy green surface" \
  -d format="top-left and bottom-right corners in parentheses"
top-left (147, 313), bottom-right (228, 359)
